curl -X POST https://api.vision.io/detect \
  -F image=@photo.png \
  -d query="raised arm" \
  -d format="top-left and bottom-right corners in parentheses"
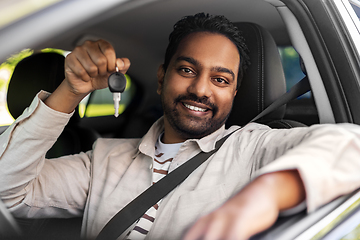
top-left (45, 39), bottom-right (130, 113)
top-left (0, 39), bottom-right (130, 218)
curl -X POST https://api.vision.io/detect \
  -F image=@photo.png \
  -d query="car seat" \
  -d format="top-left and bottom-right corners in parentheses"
top-left (226, 22), bottom-right (307, 128)
top-left (6, 52), bottom-right (100, 239)
top-left (7, 52), bottom-right (100, 158)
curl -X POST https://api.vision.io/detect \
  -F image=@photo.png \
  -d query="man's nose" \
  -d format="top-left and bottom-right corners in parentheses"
top-left (187, 74), bottom-right (212, 98)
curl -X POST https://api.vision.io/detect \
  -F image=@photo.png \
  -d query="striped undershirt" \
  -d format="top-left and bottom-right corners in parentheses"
top-left (126, 133), bottom-right (182, 240)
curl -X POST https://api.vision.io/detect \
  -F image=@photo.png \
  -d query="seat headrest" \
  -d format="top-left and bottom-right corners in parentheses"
top-left (226, 23), bottom-right (286, 127)
top-left (7, 52), bottom-right (65, 119)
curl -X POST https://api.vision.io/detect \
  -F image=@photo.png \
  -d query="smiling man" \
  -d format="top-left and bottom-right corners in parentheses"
top-left (158, 32), bottom-right (240, 143)
top-left (1, 13), bottom-right (360, 240)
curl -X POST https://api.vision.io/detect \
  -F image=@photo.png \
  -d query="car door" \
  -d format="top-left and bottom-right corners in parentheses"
top-left (253, 0), bottom-right (360, 239)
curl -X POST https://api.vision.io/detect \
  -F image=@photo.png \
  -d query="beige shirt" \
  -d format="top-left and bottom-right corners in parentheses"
top-left (1, 91), bottom-right (360, 240)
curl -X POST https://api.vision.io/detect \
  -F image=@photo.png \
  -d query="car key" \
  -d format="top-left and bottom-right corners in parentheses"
top-left (108, 67), bottom-right (127, 117)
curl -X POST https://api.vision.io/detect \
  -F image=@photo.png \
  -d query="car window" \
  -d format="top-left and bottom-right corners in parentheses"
top-left (0, 49), bottom-right (34, 126)
top-left (279, 46), bottom-right (305, 93)
top-left (278, 46), bottom-right (308, 97)
top-left (278, 46), bottom-right (319, 125)
top-left (0, 48), bottom-right (70, 127)
top-left (350, 0), bottom-right (360, 19)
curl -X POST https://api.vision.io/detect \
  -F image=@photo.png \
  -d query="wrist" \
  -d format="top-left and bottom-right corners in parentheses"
top-left (225, 179), bottom-right (279, 238)
top-left (44, 80), bottom-right (88, 113)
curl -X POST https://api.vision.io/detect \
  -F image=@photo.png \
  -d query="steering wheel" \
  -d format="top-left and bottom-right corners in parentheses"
top-left (0, 198), bottom-right (21, 237)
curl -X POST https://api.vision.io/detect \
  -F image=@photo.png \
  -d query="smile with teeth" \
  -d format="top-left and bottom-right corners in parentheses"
top-left (183, 103), bottom-right (207, 112)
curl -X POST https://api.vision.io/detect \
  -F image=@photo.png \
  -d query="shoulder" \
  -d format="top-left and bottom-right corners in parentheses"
top-left (92, 137), bottom-right (141, 155)
top-left (228, 123), bottom-right (272, 139)
top-left (95, 137), bottom-right (141, 145)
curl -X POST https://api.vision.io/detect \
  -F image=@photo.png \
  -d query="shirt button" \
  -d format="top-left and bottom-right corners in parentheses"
top-left (149, 163), bottom-right (153, 169)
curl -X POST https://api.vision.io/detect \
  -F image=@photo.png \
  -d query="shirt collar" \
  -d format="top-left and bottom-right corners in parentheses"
top-left (190, 125), bottom-right (228, 152)
top-left (137, 116), bottom-right (233, 157)
top-left (137, 117), bottom-right (165, 157)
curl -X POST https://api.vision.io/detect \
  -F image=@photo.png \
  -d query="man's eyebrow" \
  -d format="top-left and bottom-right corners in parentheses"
top-left (176, 56), bottom-right (200, 66)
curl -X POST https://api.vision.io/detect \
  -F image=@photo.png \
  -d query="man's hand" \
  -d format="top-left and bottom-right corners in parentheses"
top-left (45, 39), bottom-right (130, 113)
top-left (182, 170), bottom-right (306, 240)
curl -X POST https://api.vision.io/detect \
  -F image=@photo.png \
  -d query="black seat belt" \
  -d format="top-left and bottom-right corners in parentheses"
top-left (96, 130), bottom-right (237, 240)
top-left (96, 76), bottom-right (311, 240)
top-left (251, 76), bottom-right (310, 122)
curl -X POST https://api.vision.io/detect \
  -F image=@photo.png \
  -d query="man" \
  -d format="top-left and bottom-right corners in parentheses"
top-left (1, 13), bottom-right (360, 240)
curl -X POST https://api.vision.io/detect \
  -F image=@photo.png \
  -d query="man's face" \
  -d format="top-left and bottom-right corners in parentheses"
top-left (157, 32), bottom-right (240, 143)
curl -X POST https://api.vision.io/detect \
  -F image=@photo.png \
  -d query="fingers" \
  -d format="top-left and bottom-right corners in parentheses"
top-left (97, 39), bottom-right (117, 73)
top-left (49, 39), bottom-right (130, 111)
top-left (65, 39), bottom-right (130, 82)
top-left (183, 212), bottom-right (241, 240)
top-left (182, 180), bottom-right (282, 240)
top-left (65, 51), bottom-right (92, 82)
top-left (117, 57), bottom-right (131, 74)
top-left (183, 216), bottom-right (209, 240)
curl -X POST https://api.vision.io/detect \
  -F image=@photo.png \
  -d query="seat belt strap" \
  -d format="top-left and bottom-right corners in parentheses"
top-left (96, 130), bottom-right (238, 240)
top-left (96, 76), bottom-right (311, 240)
top-left (251, 76), bottom-right (310, 122)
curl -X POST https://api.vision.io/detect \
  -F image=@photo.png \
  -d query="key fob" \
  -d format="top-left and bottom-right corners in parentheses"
top-left (108, 72), bottom-right (127, 93)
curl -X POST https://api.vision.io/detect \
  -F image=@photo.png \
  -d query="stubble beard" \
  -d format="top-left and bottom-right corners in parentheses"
top-left (161, 92), bottom-right (232, 139)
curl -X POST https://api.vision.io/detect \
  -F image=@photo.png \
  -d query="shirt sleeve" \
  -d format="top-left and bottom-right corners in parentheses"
top-left (250, 123), bottom-right (360, 213)
top-left (0, 91), bottom-right (92, 218)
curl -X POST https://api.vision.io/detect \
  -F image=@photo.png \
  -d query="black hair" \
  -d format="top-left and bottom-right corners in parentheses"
top-left (163, 13), bottom-right (250, 89)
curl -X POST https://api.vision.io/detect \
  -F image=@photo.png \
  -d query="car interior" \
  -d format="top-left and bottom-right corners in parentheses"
top-left (2, 0), bottom-right (360, 239)
top-left (5, 13), bottom-right (310, 240)
top-left (0, 0), bottom-right (323, 136)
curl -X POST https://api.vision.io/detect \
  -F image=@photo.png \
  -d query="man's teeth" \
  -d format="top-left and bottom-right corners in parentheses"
top-left (184, 103), bottom-right (207, 112)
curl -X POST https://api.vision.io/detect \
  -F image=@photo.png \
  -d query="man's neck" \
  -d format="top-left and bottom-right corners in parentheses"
top-left (161, 130), bottom-right (187, 144)
top-left (162, 119), bottom-right (188, 144)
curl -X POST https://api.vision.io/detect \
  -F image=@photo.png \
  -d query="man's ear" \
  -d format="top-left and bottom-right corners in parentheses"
top-left (157, 64), bottom-right (165, 95)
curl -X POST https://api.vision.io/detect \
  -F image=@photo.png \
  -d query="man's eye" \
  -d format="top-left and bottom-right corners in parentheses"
top-left (214, 78), bottom-right (228, 84)
top-left (180, 68), bottom-right (193, 74)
